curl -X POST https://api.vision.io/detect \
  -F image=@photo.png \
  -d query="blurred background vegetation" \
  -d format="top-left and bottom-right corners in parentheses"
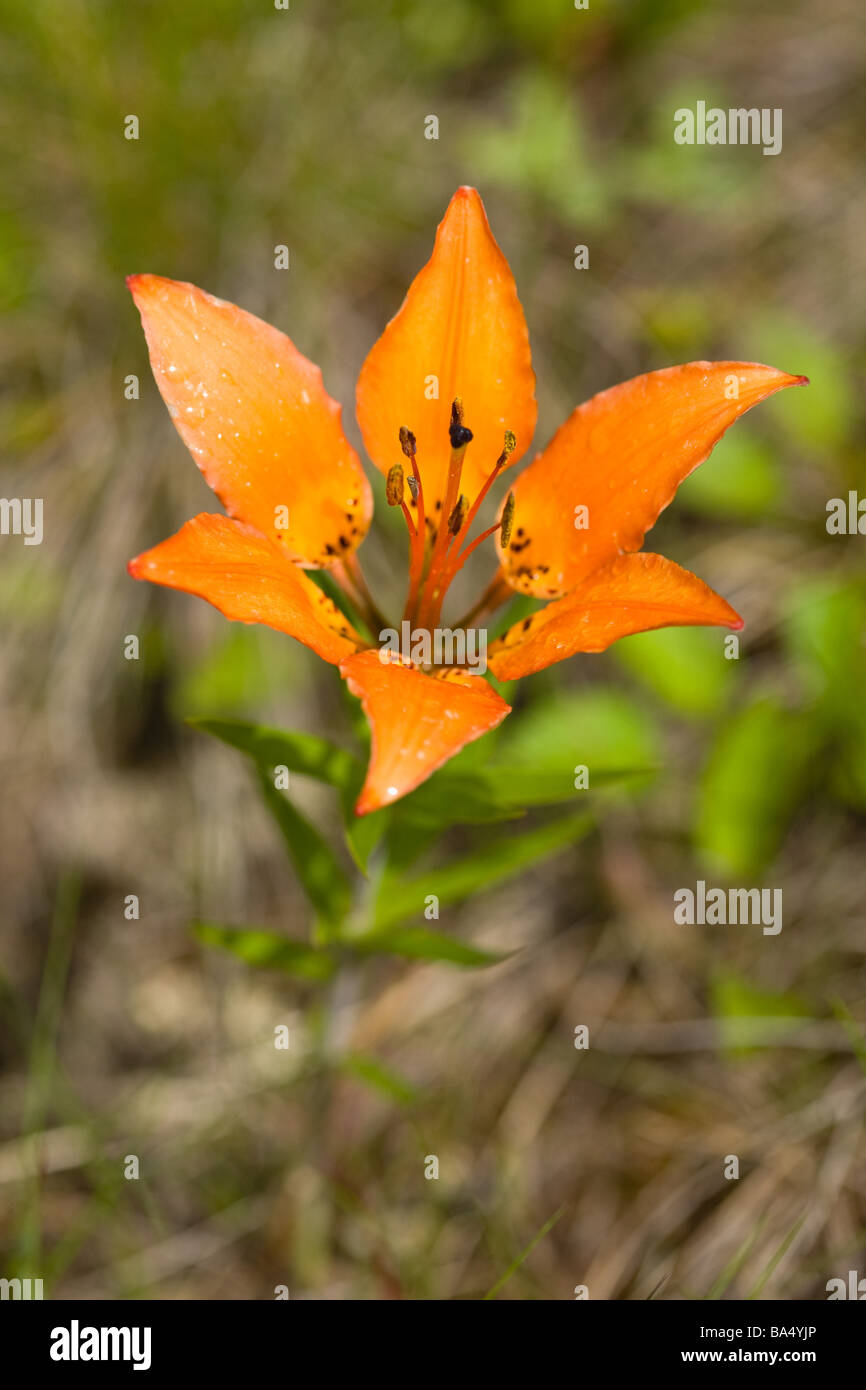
top-left (1, 0), bottom-right (864, 1299)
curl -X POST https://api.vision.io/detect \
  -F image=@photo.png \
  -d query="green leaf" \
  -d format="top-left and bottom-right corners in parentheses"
top-left (373, 812), bottom-right (593, 931)
top-left (746, 312), bottom-right (851, 450)
top-left (395, 763), bottom-right (647, 833)
top-left (485, 764), bottom-right (651, 807)
top-left (174, 628), bottom-right (306, 718)
top-left (257, 770), bottom-right (352, 931)
top-left (336, 762), bottom-right (392, 874)
top-left (695, 698), bottom-right (816, 877)
top-left (188, 717), bottom-right (359, 788)
top-left (677, 429), bottom-right (783, 520)
top-left (340, 1053), bottom-right (420, 1105)
top-left (399, 770), bottom-right (525, 826)
top-left (344, 801), bottom-right (391, 873)
top-left (353, 926), bottom-right (510, 969)
top-left (782, 578), bottom-right (866, 703)
top-left (193, 923), bottom-right (336, 979)
top-left (461, 69), bottom-right (608, 226)
top-left (711, 970), bottom-right (811, 1056)
top-left (497, 687), bottom-right (660, 774)
top-left (830, 999), bottom-right (866, 1081)
top-left (615, 626), bottom-right (737, 718)
top-left (782, 579), bottom-right (866, 810)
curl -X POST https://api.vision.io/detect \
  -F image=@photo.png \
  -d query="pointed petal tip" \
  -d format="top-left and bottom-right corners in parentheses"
top-left (341, 650), bottom-right (510, 813)
top-left (126, 272), bottom-right (174, 307)
top-left (354, 790), bottom-right (380, 817)
top-left (126, 272), bottom-right (155, 297)
top-left (445, 185), bottom-right (487, 225)
top-left (124, 513), bottom-right (364, 662)
top-left (127, 276), bottom-right (372, 565)
top-left (356, 182), bottom-right (536, 504)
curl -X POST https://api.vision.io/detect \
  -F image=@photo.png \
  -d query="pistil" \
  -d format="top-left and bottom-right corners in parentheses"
top-left (415, 399), bottom-right (472, 628)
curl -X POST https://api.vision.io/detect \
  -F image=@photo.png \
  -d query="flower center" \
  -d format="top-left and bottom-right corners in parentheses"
top-left (386, 399), bottom-right (516, 637)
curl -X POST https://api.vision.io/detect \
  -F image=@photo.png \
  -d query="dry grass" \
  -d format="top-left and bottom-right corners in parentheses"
top-left (1, 0), bottom-right (864, 1298)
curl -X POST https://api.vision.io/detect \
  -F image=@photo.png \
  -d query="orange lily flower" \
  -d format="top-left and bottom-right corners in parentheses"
top-left (127, 187), bottom-right (806, 815)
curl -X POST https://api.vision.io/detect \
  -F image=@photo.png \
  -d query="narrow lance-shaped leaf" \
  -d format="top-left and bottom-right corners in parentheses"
top-left (373, 812), bottom-right (593, 931)
top-left (188, 716), bottom-right (359, 787)
top-left (340, 1054), bottom-right (421, 1105)
top-left (257, 769), bottom-right (353, 932)
top-left (353, 926), bottom-right (510, 969)
top-left (193, 923), bottom-right (336, 980)
top-left (695, 698), bottom-right (817, 877)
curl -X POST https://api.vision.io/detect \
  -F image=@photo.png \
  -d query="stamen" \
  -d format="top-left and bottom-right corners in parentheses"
top-left (500, 491), bottom-right (516, 547)
top-left (399, 426), bottom-right (427, 623)
top-left (416, 399), bottom-right (474, 628)
top-left (496, 430), bottom-right (517, 468)
top-left (452, 428), bottom-right (517, 549)
top-left (448, 494), bottom-right (469, 534)
top-left (422, 432), bottom-right (518, 626)
top-left (441, 515), bottom-right (505, 578)
top-left (386, 463), bottom-right (404, 506)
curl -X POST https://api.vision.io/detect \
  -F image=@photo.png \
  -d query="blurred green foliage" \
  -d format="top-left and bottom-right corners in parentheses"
top-left (1, 0), bottom-right (864, 1302)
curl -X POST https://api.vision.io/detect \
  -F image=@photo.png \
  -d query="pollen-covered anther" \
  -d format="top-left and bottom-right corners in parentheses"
top-left (448, 494), bottom-right (469, 535)
top-left (386, 463), bottom-right (404, 506)
top-left (495, 429), bottom-right (517, 469)
top-left (399, 426), bottom-right (416, 459)
top-left (500, 491), bottom-right (516, 546)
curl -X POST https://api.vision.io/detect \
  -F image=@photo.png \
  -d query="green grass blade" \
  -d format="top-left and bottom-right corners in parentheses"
top-left (483, 1206), bottom-right (566, 1300)
top-left (747, 1216), bottom-right (806, 1299)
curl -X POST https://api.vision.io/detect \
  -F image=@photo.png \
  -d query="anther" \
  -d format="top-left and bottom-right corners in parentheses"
top-left (448, 494), bottom-right (469, 535)
top-left (500, 492), bottom-right (516, 546)
top-left (386, 463), bottom-right (404, 506)
top-left (495, 430), bottom-right (517, 469)
top-left (399, 426), bottom-right (416, 458)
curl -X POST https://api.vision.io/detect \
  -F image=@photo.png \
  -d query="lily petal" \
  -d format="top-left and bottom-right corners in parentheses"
top-left (497, 362), bottom-right (807, 598)
top-left (128, 275), bottom-right (372, 568)
top-left (340, 649), bottom-right (511, 815)
top-left (488, 552), bottom-right (742, 681)
top-left (129, 513), bottom-right (365, 664)
top-left (355, 187), bottom-right (537, 515)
